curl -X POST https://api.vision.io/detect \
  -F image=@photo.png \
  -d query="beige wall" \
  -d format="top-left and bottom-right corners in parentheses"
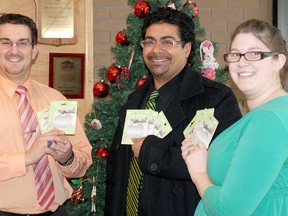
top-left (93, 0), bottom-right (273, 114)
top-left (1, 0), bottom-right (273, 119)
top-left (199, 0), bottom-right (272, 113)
top-left (0, 0), bottom-right (94, 124)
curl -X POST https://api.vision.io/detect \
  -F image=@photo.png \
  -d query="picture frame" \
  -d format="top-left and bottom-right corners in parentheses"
top-left (273, 0), bottom-right (288, 91)
top-left (272, 0), bottom-right (277, 26)
top-left (49, 53), bottom-right (85, 99)
top-left (34, 0), bottom-right (79, 46)
top-left (273, 0), bottom-right (288, 41)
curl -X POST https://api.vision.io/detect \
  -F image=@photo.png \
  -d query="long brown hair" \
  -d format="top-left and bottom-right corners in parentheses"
top-left (231, 19), bottom-right (288, 88)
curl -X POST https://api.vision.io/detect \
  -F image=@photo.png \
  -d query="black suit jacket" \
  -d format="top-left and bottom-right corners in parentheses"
top-left (105, 66), bottom-right (242, 216)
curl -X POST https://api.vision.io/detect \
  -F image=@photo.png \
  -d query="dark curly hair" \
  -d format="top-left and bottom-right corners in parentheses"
top-left (141, 7), bottom-right (195, 65)
top-left (0, 13), bottom-right (38, 46)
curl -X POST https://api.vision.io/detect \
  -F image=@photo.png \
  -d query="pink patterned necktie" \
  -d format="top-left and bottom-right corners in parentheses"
top-left (16, 86), bottom-right (55, 210)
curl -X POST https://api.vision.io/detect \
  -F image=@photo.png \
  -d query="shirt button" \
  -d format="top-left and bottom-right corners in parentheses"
top-left (150, 163), bottom-right (158, 171)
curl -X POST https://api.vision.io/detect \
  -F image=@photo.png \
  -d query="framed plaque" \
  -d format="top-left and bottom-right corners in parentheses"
top-left (34, 0), bottom-right (78, 46)
top-left (273, 0), bottom-right (288, 41)
top-left (49, 53), bottom-right (85, 98)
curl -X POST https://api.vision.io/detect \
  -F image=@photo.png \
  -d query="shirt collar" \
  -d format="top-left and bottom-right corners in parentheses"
top-left (157, 69), bottom-right (184, 104)
top-left (0, 74), bottom-right (33, 99)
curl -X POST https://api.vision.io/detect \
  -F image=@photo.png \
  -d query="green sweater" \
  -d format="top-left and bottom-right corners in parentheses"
top-left (195, 96), bottom-right (288, 216)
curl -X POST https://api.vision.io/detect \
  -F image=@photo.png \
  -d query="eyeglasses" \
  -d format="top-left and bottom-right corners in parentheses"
top-left (140, 39), bottom-right (183, 49)
top-left (0, 39), bottom-right (32, 50)
top-left (223, 51), bottom-right (278, 63)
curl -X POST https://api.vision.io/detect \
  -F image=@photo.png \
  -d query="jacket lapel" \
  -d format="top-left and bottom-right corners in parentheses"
top-left (164, 67), bottom-right (205, 129)
top-left (120, 76), bottom-right (151, 114)
top-left (121, 67), bottom-right (205, 130)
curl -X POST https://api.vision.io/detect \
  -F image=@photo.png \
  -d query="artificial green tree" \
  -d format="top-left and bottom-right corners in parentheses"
top-left (65, 0), bottom-right (228, 215)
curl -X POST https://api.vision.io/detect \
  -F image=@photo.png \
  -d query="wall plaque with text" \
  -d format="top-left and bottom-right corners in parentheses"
top-left (34, 0), bottom-right (78, 46)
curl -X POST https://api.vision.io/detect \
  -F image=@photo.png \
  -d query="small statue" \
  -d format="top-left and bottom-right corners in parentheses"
top-left (200, 40), bottom-right (219, 80)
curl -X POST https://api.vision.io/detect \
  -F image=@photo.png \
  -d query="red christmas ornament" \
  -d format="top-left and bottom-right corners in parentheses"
top-left (93, 80), bottom-right (110, 98)
top-left (121, 66), bottom-right (130, 80)
top-left (134, 0), bottom-right (151, 17)
top-left (95, 147), bottom-right (109, 159)
top-left (183, 1), bottom-right (199, 17)
top-left (121, 66), bottom-right (130, 73)
top-left (71, 186), bottom-right (84, 204)
top-left (106, 65), bottom-right (122, 84)
top-left (115, 31), bottom-right (129, 46)
top-left (135, 75), bottom-right (147, 89)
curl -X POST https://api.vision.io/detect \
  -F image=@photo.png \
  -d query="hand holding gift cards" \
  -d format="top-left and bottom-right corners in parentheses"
top-left (36, 101), bottom-right (78, 135)
top-left (183, 108), bottom-right (218, 149)
top-left (121, 108), bottom-right (218, 148)
top-left (121, 109), bottom-right (172, 144)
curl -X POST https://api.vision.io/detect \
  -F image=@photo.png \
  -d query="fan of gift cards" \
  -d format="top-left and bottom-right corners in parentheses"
top-left (121, 108), bottom-right (218, 147)
top-left (183, 108), bottom-right (219, 149)
top-left (36, 101), bottom-right (78, 135)
top-left (121, 109), bottom-right (172, 144)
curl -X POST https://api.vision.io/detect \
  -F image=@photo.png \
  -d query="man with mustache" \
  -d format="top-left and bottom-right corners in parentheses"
top-left (105, 7), bottom-right (242, 216)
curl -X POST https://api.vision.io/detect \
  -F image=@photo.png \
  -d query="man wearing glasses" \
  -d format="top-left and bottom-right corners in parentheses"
top-left (0, 13), bottom-right (92, 216)
top-left (105, 7), bottom-right (242, 216)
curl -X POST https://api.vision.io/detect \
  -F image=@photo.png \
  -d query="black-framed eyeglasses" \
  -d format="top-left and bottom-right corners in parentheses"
top-left (0, 39), bottom-right (32, 50)
top-left (223, 51), bottom-right (279, 63)
top-left (140, 39), bottom-right (183, 49)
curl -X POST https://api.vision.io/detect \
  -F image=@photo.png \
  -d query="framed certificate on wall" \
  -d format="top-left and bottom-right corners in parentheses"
top-left (34, 0), bottom-right (78, 46)
top-left (49, 53), bottom-right (85, 98)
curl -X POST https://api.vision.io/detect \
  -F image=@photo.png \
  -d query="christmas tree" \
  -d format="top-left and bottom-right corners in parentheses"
top-left (65, 0), bottom-right (228, 215)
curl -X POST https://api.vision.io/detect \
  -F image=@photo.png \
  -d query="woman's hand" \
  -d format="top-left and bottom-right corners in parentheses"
top-left (181, 139), bottom-right (208, 178)
top-left (181, 138), bottom-right (212, 197)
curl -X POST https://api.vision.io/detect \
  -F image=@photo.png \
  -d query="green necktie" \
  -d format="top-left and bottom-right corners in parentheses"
top-left (126, 90), bottom-right (159, 215)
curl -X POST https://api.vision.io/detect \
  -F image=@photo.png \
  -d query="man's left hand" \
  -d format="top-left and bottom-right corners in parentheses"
top-left (131, 137), bottom-right (145, 157)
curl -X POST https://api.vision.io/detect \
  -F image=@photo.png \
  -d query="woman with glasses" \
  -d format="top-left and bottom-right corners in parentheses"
top-left (182, 19), bottom-right (288, 215)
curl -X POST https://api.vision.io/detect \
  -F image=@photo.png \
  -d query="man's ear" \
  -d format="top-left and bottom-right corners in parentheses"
top-left (32, 44), bottom-right (39, 60)
top-left (185, 42), bottom-right (192, 58)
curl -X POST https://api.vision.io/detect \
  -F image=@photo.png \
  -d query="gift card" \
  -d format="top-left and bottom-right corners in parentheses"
top-left (36, 101), bottom-right (78, 135)
top-left (121, 109), bottom-right (150, 144)
top-left (121, 109), bottom-right (172, 144)
top-left (50, 101), bottom-right (78, 134)
top-left (184, 108), bottom-right (218, 149)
